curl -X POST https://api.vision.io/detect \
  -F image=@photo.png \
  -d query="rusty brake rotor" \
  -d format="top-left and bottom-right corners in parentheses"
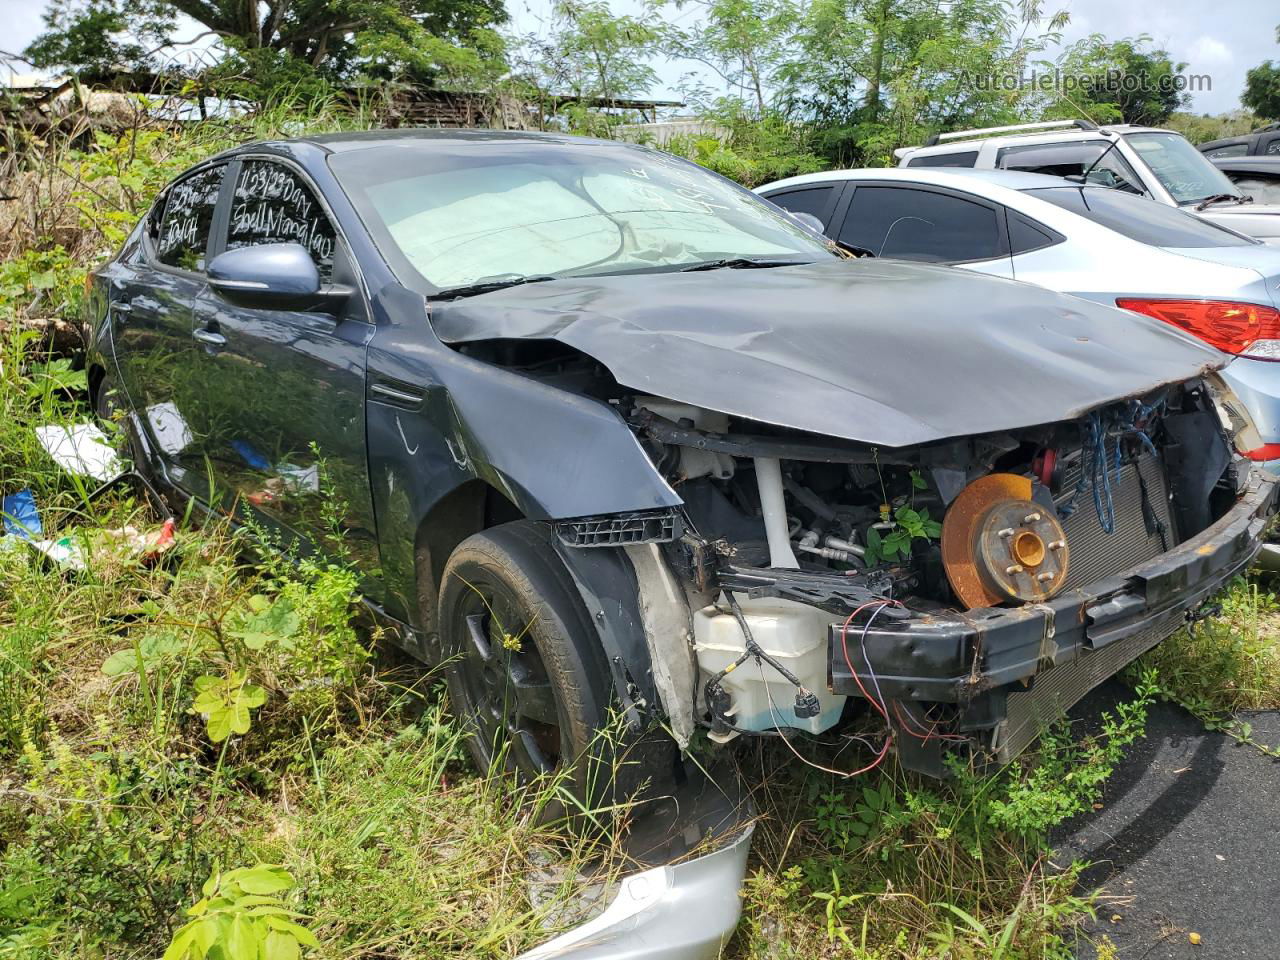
top-left (940, 473), bottom-right (1070, 609)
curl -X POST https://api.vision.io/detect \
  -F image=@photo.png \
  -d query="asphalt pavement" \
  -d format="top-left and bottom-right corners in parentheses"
top-left (1054, 680), bottom-right (1280, 959)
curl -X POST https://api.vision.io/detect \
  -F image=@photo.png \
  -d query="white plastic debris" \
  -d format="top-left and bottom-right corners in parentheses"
top-left (28, 536), bottom-right (86, 570)
top-left (35, 423), bottom-right (123, 481)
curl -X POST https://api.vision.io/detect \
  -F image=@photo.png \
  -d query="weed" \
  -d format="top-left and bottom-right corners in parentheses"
top-left (1135, 576), bottom-right (1280, 753)
top-left (163, 865), bottom-right (318, 960)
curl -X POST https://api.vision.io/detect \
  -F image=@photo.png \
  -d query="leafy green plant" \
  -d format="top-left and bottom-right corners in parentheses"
top-left (986, 669), bottom-right (1157, 837)
top-left (24, 359), bottom-right (86, 398)
top-left (810, 870), bottom-right (863, 949)
top-left (192, 672), bottom-right (268, 743)
top-left (102, 630), bottom-right (187, 677)
top-left (1137, 577), bottom-right (1280, 720)
top-left (163, 865), bottom-right (317, 960)
top-left (864, 504), bottom-right (942, 564)
top-left (230, 596), bottom-right (301, 651)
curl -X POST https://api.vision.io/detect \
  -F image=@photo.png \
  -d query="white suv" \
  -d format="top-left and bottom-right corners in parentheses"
top-left (896, 120), bottom-right (1280, 242)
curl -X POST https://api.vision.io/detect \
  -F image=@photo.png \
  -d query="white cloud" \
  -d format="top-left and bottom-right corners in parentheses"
top-left (1188, 36), bottom-right (1232, 66)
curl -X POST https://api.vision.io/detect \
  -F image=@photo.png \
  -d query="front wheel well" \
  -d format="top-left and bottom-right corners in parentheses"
top-left (412, 479), bottom-right (525, 638)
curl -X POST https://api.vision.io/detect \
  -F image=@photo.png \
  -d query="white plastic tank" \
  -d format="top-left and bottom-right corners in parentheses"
top-left (692, 595), bottom-right (846, 736)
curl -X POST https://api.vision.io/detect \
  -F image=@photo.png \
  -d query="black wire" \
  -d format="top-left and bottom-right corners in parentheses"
top-left (724, 591), bottom-right (808, 691)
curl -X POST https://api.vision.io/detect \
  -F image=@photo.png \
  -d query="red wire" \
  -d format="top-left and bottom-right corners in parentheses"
top-left (840, 599), bottom-right (966, 746)
top-left (892, 700), bottom-right (968, 744)
top-left (839, 733), bottom-right (893, 777)
top-left (840, 600), bottom-right (898, 722)
top-left (830, 601), bottom-right (895, 778)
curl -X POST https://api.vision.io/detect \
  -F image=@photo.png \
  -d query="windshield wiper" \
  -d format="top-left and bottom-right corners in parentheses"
top-left (435, 274), bottom-right (557, 300)
top-left (1194, 193), bottom-right (1252, 211)
top-left (680, 256), bottom-right (812, 272)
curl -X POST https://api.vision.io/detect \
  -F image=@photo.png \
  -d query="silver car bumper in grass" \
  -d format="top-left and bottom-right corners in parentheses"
top-left (515, 824), bottom-right (754, 960)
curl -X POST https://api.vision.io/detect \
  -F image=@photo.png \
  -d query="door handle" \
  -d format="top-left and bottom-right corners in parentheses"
top-left (193, 327), bottom-right (226, 348)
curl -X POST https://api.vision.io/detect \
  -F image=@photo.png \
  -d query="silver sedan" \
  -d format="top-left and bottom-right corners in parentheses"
top-left (756, 167), bottom-right (1280, 469)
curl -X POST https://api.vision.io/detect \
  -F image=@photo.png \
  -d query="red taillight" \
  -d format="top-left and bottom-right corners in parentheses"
top-left (1116, 298), bottom-right (1280, 360)
top-left (1243, 443), bottom-right (1280, 462)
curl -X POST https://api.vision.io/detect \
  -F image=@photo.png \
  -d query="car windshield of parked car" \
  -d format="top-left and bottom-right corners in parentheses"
top-left (1125, 132), bottom-right (1242, 205)
top-left (329, 141), bottom-right (835, 291)
top-left (1024, 185), bottom-right (1258, 248)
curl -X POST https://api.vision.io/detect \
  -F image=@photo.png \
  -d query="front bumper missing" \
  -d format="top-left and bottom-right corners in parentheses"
top-left (830, 472), bottom-right (1278, 772)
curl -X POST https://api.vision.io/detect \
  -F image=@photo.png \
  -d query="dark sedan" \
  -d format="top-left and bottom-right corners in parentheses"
top-left (87, 130), bottom-right (1275, 802)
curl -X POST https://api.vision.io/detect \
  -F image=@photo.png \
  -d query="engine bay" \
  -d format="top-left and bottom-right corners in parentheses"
top-left (629, 382), bottom-right (1239, 616)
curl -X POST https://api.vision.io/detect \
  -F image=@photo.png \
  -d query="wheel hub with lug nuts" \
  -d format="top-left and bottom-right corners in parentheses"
top-left (974, 499), bottom-right (1069, 603)
top-left (941, 472), bottom-right (1071, 609)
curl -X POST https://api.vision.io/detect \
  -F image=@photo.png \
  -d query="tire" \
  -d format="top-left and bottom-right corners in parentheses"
top-left (437, 521), bottom-right (616, 808)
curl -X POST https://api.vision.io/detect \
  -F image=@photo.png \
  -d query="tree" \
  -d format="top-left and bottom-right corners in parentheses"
top-left (1050, 35), bottom-right (1188, 126)
top-left (23, 0), bottom-right (509, 98)
top-left (659, 0), bottom-right (796, 116)
top-left (22, 0), bottom-right (175, 77)
top-left (510, 0), bottom-right (663, 134)
top-left (1243, 61), bottom-right (1280, 121)
top-left (773, 0), bottom-right (1066, 166)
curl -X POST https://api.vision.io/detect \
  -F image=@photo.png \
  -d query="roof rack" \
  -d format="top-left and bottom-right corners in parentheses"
top-left (922, 119), bottom-right (1099, 147)
top-left (1254, 122), bottom-right (1280, 133)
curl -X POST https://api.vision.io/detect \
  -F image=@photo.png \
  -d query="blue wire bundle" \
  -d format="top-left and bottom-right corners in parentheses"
top-left (1058, 398), bottom-right (1161, 535)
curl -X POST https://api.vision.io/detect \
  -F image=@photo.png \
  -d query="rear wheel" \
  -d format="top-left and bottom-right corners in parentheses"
top-left (437, 521), bottom-right (614, 798)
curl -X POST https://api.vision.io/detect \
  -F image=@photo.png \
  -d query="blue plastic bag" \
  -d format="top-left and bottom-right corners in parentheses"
top-left (1, 489), bottom-right (42, 540)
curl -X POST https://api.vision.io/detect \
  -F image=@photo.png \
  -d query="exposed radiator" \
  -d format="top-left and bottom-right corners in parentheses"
top-left (996, 608), bottom-right (1182, 763)
top-left (1055, 451), bottom-right (1175, 590)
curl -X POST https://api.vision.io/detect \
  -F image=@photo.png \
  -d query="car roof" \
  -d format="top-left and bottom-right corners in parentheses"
top-left (225, 128), bottom-right (627, 157)
top-left (755, 167), bottom-right (1203, 250)
top-left (756, 166), bottom-right (1073, 197)
top-left (1211, 155), bottom-right (1280, 175)
top-left (1200, 134), bottom-right (1254, 150)
top-left (897, 123), bottom-right (1171, 161)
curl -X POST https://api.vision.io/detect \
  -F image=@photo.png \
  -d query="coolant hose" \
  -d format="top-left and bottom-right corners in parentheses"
top-left (754, 456), bottom-right (799, 568)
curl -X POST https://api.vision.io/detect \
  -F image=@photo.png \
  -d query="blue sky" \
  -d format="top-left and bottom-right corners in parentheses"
top-left (2, 0), bottom-right (1275, 115)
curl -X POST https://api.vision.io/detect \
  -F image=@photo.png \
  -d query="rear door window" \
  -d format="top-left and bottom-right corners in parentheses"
top-left (762, 185), bottom-right (839, 228)
top-left (1264, 137), bottom-right (1280, 156)
top-left (906, 150), bottom-right (979, 168)
top-left (1203, 142), bottom-right (1249, 158)
top-left (837, 185), bottom-right (1005, 262)
top-left (157, 164), bottom-right (226, 272)
top-left (227, 160), bottom-right (338, 283)
top-left (1007, 212), bottom-right (1061, 255)
top-left (1025, 186), bottom-right (1257, 247)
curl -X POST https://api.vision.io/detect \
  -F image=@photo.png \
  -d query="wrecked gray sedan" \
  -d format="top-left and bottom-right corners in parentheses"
top-left (88, 130), bottom-right (1276, 958)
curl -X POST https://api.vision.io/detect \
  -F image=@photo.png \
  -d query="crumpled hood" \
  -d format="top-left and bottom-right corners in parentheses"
top-left (430, 259), bottom-right (1223, 448)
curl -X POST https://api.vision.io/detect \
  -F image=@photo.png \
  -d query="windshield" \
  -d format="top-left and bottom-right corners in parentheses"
top-left (329, 140), bottom-right (835, 291)
top-left (1024, 185), bottom-right (1257, 247)
top-left (1125, 131), bottom-right (1242, 205)
top-left (997, 139), bottom-right (1146, 194)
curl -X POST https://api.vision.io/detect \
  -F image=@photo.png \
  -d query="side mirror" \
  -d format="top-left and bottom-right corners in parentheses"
top-left (207, 243), bottom-right (344, 312)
